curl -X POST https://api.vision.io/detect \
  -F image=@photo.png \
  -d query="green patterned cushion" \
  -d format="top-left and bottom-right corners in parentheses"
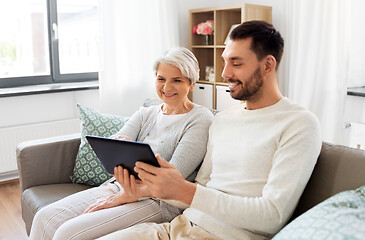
top-left (71, 104), bottom-right (128, 186)
top-left (273, 185), bottom-right (365, 240)
top-left (355, 185), bottom-right (365, 197)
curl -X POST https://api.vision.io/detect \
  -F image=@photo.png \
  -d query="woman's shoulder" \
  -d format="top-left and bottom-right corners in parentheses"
top-left (190, 104), bottom-right (215, 120)
top-left (139, 103), bottom-right (162, 114)
top-left (129, 103), bottom-right (161, 122)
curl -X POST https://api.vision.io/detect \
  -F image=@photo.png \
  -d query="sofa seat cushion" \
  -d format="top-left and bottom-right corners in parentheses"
top-left (22, 183), bottom-right (92, 235)
top-left (273, 185), bottom-right (365, 240)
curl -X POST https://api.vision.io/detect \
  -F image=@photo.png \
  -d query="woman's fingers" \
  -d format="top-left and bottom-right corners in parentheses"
top-left (113, 136), bottom-right (131, 141)
top-left (85, 204), bottom-right (102, 213)
top-left (116, 167), bottom-right (139, 197)
top-left (130, 174), bottom-right (136, 193)
top-left (84, 193), bottom-right (123, 214)
top-left (123, 168), bottom-right (131, 190)
top-left (114, 165), bottom-right (126, 185)
top-left (114, 167), bottom-right (118, 182)
top-left (84, 198), bottom-right (108, 213)
top-left (114, 166), bottom-right (120, 183)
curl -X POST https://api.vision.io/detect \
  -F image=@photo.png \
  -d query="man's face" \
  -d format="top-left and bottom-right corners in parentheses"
top-left (221, 38), bottom-right (264, 101)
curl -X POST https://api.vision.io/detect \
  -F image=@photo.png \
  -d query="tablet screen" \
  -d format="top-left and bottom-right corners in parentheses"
top-left (86, 135), bottom-right (160, 179)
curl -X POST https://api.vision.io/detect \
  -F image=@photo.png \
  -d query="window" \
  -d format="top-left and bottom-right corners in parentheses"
top-left (0, 0), bottom-right (99, 88)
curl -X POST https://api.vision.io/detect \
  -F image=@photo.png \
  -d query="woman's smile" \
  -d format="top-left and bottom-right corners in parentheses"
top-left (163, 92), bottom-right (177, 98)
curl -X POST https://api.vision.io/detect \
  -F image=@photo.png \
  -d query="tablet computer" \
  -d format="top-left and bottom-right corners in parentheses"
top-left (86, 135), bottom-right (160, 179)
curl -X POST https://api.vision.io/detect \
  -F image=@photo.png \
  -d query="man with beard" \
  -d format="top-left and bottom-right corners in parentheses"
top-left (97, 21), bottom-right (322, 240)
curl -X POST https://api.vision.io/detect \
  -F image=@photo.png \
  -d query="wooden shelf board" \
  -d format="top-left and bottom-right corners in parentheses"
top-left (191, 45), bottom-right (215, 48)
top-left (215, 82), bottom-right (229, 86)
top-left (197, 80), bottom-right (214, 85)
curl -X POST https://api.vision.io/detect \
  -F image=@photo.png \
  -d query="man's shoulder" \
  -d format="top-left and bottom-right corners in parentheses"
top-left (275, 98), bottom-right (320, 138)
top-left (278, 98), bottom-right (319, 123)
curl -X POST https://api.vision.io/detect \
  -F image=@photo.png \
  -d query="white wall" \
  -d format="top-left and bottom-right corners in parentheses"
top-left (0, 89), bottom-right (100, 129)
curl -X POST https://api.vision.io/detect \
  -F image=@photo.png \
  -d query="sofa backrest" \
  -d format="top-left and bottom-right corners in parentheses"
top-left (291, 142), bottom-right (365, 220)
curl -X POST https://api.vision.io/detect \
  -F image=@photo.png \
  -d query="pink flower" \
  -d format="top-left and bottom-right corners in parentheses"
top-left (193, 25), bottom-right (198, 35)
top-left (197, 24), bottom-right (213, 35)
top-left (193, 20), bottom-right (214, 35)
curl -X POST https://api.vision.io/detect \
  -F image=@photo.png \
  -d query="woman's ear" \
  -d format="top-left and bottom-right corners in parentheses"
top-left (189, 82), bottom-right (196, 91)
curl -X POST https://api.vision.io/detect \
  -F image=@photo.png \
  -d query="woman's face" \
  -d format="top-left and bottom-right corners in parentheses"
top-left (155, 63), bottom-right (194, 105)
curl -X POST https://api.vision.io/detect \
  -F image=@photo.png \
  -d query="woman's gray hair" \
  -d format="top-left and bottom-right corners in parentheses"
top-left (153, 47), bottom-right (200, 85)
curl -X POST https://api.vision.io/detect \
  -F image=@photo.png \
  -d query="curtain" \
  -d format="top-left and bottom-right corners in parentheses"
top-left (286, 0), bottom-right (350, 144)
top-left (98, 0), bottom-right (179, 116)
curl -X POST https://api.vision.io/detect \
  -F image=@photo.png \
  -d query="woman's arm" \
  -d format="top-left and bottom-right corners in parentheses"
top-left (109, 107), bottom-right (148, 140)
top-left (168, 108), bottom-right (213, 179)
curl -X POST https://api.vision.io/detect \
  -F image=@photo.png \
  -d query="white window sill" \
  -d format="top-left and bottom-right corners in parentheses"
top-left (0, 81), bottom-right (99, 98)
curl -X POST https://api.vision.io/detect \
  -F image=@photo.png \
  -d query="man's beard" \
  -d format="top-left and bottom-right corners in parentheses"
top-left (229, 66), bottom-right (264, 101)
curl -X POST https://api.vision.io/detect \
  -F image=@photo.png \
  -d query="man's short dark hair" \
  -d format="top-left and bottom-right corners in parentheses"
top-left (230, 20), bottom-right (284, 69)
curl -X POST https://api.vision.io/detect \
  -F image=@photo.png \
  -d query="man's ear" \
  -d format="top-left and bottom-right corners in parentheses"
top-left (263, 55), bottom-right (276, 73)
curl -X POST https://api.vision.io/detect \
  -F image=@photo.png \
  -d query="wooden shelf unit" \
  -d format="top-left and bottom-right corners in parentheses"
top-left (189, 4), bottom-right (272, 110)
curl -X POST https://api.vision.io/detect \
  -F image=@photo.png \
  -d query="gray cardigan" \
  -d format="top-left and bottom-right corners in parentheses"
top-left (113, 103), bottom-right (214, 221)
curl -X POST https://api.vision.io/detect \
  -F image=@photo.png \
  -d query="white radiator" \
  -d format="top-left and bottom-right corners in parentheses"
top-left (0, 119), bottom-right (80, 179)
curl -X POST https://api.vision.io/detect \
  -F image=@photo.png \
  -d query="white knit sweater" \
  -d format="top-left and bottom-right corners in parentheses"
top-left (183, 97), bottom-right (321, 240)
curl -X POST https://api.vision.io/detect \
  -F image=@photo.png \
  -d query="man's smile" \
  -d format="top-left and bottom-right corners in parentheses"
top-left (228, 81), bottom-right (241, 91)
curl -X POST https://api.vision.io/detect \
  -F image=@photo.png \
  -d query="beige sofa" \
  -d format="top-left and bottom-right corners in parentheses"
top-left (17, 135), bottom-right (365, 236)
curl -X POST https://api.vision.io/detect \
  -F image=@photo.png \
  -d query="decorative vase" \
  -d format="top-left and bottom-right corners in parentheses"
top-left (204, 35), bottom-right (213, 45)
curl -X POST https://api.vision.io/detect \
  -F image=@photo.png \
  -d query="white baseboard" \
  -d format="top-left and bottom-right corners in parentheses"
top-left (0, 170), bottom-right (19, 183)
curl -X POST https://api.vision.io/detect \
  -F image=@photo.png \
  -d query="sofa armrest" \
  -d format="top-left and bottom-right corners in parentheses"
top-left (17, 133), bottom-right (81, 192)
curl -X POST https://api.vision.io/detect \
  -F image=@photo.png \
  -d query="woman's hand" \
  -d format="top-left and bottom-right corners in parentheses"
top-left (111, 136), bottom-right (131, 141)
top-left (84, 166), bottom-right (150, 214)
top-left (114, 166), bottom-right (150, 202)
top-left (83, 191), bottom-right (127, 213)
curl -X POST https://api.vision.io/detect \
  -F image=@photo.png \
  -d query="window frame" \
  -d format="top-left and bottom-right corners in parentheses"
top-left (0, 0), bottom-right (98, 88)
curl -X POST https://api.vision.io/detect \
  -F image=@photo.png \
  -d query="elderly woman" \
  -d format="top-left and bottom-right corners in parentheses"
top-left (29, 48), bottom-right (214, 240)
